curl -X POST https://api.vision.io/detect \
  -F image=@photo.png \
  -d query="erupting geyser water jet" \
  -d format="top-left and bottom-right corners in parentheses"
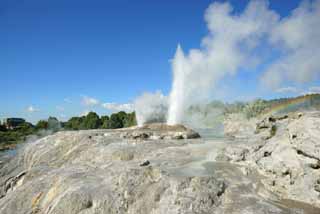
top-left (167, 44), bottom-right (186, 125)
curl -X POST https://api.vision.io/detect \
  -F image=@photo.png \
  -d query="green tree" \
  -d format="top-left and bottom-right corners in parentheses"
top-left (16, 122), bottom-right (35, 135)
top-left (109, 113), bottom-right (124, 129)
top-left (123, 112), bottom-right (137, 127)
top-left (101, 115), bottom-right (110, 129)
top-left (35, 120), bottom-right (48, 130)
top-left (65, 117), bottom-right (83, 130)
top-left (244, 99), bottom-right (268, 118)
top-left (0, 122), bottom-right (6, 132)
top-left (81, 112), bottom-right (101, 129)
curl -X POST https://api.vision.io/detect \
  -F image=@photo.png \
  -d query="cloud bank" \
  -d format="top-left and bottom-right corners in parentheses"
top-left (64, 98), bottom-right (72, 103)
top-left (26, 106), bottom-right (39, 113)
top-left (309, 86), bottom-right (320, 93)
top-left (81, 96), bottom-right (100, 106)
top-left (102, 103), bottom-right (134, 112)
top-left (262, 0), bottom-right (320, 88)
top-left (275, 86), bottom-right (298, 94)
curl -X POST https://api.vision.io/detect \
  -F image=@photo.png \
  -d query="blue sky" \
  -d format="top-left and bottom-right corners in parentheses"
top-left (1, 0), bottom-right (318, 123)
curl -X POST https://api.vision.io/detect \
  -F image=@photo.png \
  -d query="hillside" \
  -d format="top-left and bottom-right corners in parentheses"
top-left (185, 94), bottom-right (320, 128)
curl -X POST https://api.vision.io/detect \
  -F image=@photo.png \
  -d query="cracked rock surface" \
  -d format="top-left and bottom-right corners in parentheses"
top-left (222, 111), bottom-right (320, 209)
top-left (0, 123), bottom-right (319, 213)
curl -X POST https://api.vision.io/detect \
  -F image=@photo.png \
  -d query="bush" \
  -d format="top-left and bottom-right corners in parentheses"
top-left (0, 123), bottom-right (6, 132)
top-left (123, 112), bottom-right (137, 127)
top-left (64, 111), bottom-right (137, 130)
top-left (35, 120), bottom-right (48, 130)
top-left (109, 113), bottom-right (124, 129)
top-left (15, 122), bottom-right (35, 135)
top-left (101, 116), bottom-right (110, 129)
top-left (65, 117), bottom-right (83, 130)
top-left (81, 112), bottom-right (101, 129)
top-left (243, 99), bottom-right (269, 119)
top-left (270, 125), bottom-right (277, 137)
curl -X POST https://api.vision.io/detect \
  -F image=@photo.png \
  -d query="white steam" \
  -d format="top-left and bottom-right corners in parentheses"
top-left (105, 0), bottom-right (320, 127)
top-left (167, 0), bottom-right (278, 125)
top-left (261, 0), bottom-right (320, 88)
top-left (134, 91), bottom-right (168, 126)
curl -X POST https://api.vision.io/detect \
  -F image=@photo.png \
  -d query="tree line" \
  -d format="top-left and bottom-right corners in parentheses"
top-left (63, 111), bottom-right (137, 130)
top-left (30, 111), bottom-right (137, 131)
top-left (0, 111), bottom-right (137, 150)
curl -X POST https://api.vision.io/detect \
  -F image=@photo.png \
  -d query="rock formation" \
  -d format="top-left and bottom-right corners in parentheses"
top-left (221, 111), bottom-right (320, 208)
top-left (0, 122), bottom-right (319, 213)
top-left (117, 123), bottom-right (201, 140)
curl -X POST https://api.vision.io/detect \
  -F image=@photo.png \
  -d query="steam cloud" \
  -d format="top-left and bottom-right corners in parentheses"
top-left (262, 0), bottom-right (320, 88)
top-left (167, 0), bottom-right (278, 125)
top-left (107, 0), bottom-right (320, 127)
top-left (167, 0), bottom-right (320, 125)
top-left (134, 91), bottom-right (167, 126)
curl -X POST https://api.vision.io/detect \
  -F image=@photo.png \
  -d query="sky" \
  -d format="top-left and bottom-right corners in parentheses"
top-left (1, 0), bottom-right (320, 123)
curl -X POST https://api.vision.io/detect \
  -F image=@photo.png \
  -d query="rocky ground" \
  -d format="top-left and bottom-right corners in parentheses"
top-left (222, 111), bottom-right (320, 209)
top-left (0, 120), bottom-right (319, 213)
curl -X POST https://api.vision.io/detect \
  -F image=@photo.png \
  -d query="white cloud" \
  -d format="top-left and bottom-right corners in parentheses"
top-left (64, 98), bottom-right (72, 103)
top-left (261, 0), bottom-right (320, 88)
top-left (301, 86), bottom-right (320, 95)
top-left (301, 91), bottom-right (320, 95)
top-left (275, 86), bottom-right (298, 93)
top-left (82, 96), bottom-right (99, 106)
top-left (309, 86), bottom-right (320, 93)
top-left (56, 106), bottom-right (65, 112)
top-left (101, 102), bottom-right (134, 112)
top-left (26, 105), bottom-right (39, 113)
top-left (80, 110), bottom-right (90, 117)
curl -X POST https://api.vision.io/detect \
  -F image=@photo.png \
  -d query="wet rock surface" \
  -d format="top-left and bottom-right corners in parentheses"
top-left (221, 111), bottom-right (320, 209)
top-left (0, 122), bottom-right (319, 213)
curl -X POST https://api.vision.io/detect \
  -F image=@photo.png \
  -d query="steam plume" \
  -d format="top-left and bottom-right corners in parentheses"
top-left (167, 0), bottom-right (278, 125)
top-left (134, 91), bottom-right (167, 126)
top-left (109, 1), bottom-right (320, 127)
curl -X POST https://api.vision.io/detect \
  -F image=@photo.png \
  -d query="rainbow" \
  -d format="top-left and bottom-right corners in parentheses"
top-left (261, 93), bottom-right (320, 117)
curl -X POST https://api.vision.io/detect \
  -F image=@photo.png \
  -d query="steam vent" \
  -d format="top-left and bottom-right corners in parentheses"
top-left (117, 123), bottom-right (201, 140)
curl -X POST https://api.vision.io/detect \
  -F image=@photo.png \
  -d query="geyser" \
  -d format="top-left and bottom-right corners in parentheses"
top-left (167, 0), bottom-right (279, 125)
top-left (167, 44), bottom-right (186, 125)
top-left (135, 0), bottom-right (319, 126)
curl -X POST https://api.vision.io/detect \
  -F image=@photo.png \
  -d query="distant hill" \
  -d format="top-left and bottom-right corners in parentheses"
top-left (260, 93), bottom-right (320, 115)
top-left (185, 94), bottom-right (320, 128)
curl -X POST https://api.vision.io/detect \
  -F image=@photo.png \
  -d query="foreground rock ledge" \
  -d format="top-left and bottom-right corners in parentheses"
top-left (0, 125), bottom-right (213, 214)
top-left (2, 121), bottom-right (320, 213)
